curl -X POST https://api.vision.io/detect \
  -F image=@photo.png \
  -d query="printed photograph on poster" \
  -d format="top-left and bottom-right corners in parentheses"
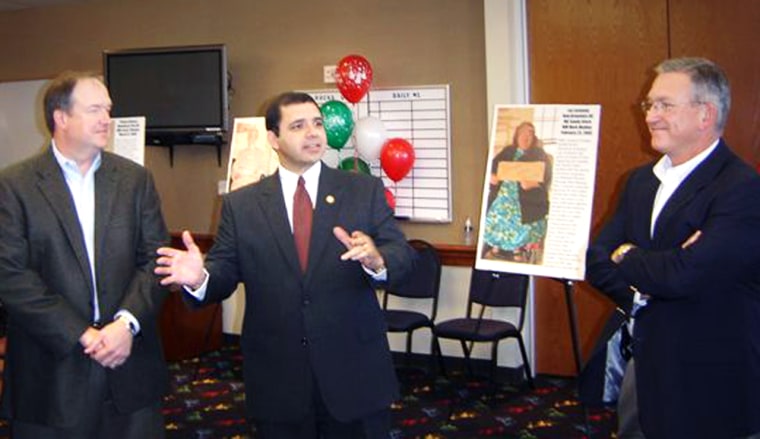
top-left (226, 117), bottom-right (280, 193)
top-left (107, 117), bottom-right (145, 165)
top-left (475, 105), bottom-right (600, 280)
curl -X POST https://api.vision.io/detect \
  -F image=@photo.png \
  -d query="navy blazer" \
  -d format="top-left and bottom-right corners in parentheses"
top-left (586, 141), bottom-right (760, 438)
top-left (0, 148), bottom-right (169, 427)
top-left (192, 164), bottom-right (414, 423)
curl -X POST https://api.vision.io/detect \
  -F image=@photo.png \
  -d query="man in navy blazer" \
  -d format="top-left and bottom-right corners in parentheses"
top-left (156, 92), bottom-right (414, 438)
top-left (0, 72), bottom-right (169, 437)
top-left (586, 58), bottom-right (760, 438)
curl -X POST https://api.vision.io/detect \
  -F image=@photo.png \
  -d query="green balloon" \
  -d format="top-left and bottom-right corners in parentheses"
top-left (321, 100), bottom-right (354, 150)
top-left (338, 157), bottom-right (371, 174)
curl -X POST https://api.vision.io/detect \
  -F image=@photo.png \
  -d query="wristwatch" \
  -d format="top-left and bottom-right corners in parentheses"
top-left (118, 316), bottom-right (138, 336)
top-left (611, 243), bottom-right (635, 264)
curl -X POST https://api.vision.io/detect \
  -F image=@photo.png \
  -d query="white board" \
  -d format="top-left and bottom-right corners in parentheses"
top-left (306, 85), bottom-right (452, 223)
top-left (0, 79), bottom-right (49, 169)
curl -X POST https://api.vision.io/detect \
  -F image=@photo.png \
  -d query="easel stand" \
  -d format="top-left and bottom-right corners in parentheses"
top-left (553, 278), bottom-right (584, 374)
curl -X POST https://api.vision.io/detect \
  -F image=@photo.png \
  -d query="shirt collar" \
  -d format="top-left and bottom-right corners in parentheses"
top-left (278, 162), bottom-right (321, 187)
top-left (51, 140), bottom-right (102, 177)
top-left (652, 139), bottom-right (719, 183)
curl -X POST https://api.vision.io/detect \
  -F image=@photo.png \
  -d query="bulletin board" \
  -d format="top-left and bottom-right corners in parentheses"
top-left (305, 85), bottom-right (452, 223)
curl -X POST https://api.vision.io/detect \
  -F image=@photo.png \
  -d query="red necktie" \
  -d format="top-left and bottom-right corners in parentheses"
top-left (293, 176), bottom-right (313, 272)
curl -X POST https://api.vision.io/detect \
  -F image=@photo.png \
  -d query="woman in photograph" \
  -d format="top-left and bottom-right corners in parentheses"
top-left (483, 121), bottom-right (552, 263)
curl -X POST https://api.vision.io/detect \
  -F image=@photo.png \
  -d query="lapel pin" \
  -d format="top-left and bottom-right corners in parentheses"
top-left (325, 195), bottom-right (335, 204)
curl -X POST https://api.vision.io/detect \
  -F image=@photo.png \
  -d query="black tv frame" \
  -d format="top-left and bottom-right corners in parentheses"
top-left (103, 44), bottom-right (229, 165)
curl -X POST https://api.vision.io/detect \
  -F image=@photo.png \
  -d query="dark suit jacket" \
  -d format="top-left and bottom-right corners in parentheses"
top-left (488, 145), bottom-right (552, 223)
top-left (0, 148), bottom-right (169, 427)
top-left (192, 164), bottom-right (414, 423)
top-left (586, 141), bottom-right (760, 438)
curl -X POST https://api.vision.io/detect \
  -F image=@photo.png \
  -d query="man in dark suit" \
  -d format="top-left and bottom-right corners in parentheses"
top-left (155, 92), bottom-right (414, 438)
top-left (0, 72), bottom-right (169, 438)
top-left (586, 57), bottom-right (760, 438)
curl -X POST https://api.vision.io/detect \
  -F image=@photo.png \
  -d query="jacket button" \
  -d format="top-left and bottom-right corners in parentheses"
top-left (301, 337), bottom-right (308, 346)
top-left (303, 296), bottom-right (311, 306)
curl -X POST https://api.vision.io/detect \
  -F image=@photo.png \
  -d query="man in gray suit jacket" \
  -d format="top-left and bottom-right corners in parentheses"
top-left (0, 72), bottom-right (169, 438)
top-left (156, 92), bottom-right (414, 439)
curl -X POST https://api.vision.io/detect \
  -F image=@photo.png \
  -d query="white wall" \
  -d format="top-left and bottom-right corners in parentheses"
top-left (0, 79), bottom-right (49, 169)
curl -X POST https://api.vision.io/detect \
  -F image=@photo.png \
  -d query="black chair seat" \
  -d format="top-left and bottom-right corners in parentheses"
top-left (381, 240), bottom-right (442, 370)
top-left (385, 310), bottom-right (433, 332)
top-left (432, 269), bottom-right (533, 387)
top-left (434, 318), bottom-right (518, 342)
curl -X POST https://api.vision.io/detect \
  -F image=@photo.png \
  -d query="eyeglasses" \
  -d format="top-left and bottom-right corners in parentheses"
top-left (639, 100), bottom-right (703, 114)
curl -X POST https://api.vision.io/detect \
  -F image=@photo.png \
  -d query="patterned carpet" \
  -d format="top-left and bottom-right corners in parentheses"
top-left (0, 344), bottom-right (617, 438)
top-left (162, 344), bottom-right (616, 438)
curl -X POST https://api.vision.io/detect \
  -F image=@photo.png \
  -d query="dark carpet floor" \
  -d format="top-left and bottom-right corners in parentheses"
top-left (0, 343), bottom-right (617, 438)
top-left (162, 344), bottom-right (616, 438)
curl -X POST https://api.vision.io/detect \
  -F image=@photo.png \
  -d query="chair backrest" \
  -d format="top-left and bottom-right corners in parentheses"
top-left (466, 269), bottom-right (529, 327)
top-left (382, 240), bottom-right (442, 312)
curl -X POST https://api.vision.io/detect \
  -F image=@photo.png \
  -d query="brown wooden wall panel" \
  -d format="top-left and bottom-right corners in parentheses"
top-left (668, 0), bottom-right (760, 165)
top-left (528, 0), bottom-right (668, 375)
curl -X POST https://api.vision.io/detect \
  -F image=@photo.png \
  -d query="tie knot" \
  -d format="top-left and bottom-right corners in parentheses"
top-left (298, 176), bottom-right (306, 188)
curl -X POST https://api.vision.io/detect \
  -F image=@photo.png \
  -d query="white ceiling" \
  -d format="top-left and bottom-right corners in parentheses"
top-left (0, 0), bottom-right (85, 11)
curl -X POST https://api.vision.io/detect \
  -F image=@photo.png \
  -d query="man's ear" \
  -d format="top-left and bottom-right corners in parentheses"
top-left (699, 102), bottom-right (717, 129)
top-left (267, 130), bottom-right (279, 151)
top-left (53, 109), bottom-right (67, 131)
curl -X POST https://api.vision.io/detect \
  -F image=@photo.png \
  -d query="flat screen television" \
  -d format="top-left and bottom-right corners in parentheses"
top-left (103, 44), bottom-right (229, 145)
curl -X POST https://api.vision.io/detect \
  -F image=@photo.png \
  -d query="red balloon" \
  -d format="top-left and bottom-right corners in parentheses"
top-left (380, 138), bottom-right (415, 183)
top-left (335, 54), bottom-right (373, 104)
top-left (384, 188), bottom-right (396, 210)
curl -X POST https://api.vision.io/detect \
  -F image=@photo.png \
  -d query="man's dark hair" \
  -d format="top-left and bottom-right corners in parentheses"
top-left (43, 71), bottom-right (102, 135)
top-left (265, 92), bottom-right (320, 136)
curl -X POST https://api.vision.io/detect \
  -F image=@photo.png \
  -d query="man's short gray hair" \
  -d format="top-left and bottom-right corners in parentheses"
top-left (655, 57), bottom-right (731, 132)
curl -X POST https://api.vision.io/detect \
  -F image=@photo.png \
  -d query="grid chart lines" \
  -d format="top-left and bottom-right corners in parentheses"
top-left (306, 85), bottom-right (452, 222)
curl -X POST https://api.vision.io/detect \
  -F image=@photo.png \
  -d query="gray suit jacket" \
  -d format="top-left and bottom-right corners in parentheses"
top-left (0, 148), bottom-right (169, 427)
top-left (190, 163), bottom-right (414, 423)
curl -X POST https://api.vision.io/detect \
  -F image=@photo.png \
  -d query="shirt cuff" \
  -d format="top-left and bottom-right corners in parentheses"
top-left (183, 269), bottom-right (210, 301)
top-left (114, 310), bottom-right (140, 336)
top-left (363, 265), bottom-right (388, 281)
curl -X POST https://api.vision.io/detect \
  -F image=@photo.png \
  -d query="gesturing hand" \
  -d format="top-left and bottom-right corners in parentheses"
top-left (155, 230), bottom-right (206, 290)
top-left (333, 226), bottom-right (385, 273)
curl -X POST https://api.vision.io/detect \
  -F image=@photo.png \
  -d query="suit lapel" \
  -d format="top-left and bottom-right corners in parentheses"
top-left (633, 169), bottom-right (659, 245)
top-left (94, 154), bottom-right (119, 291)
top-left (652, 141), bottom-right (729, 241)
top-left (35, 149), bottom-right (94, 292)
top-left (259, 173), bottom-right (303, 276)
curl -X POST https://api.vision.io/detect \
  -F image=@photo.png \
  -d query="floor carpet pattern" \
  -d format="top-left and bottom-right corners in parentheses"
top-left (0, 343), bottom-right (617, 438)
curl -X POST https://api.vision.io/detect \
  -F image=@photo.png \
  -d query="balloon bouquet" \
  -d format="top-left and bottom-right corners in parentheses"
top-left (320, 54), bottom-right (415, 211)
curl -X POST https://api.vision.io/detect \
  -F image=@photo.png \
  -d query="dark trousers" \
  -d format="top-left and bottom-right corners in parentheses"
top-left (617, 359), bottom-right (760, 439)
top-left (617, 359), bottom-right (645, 439)
top-left (253, 370), bottom-right (390, 439)
top-left (11, 363), bottom-right (165, 439)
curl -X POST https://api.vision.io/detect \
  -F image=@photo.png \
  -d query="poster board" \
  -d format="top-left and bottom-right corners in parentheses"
top-left (476, 104), bottom-right (600, 280)
top-left (106, 117), bottom-right (146, 165)
top-left (225, 117), bottom-right (279, 192)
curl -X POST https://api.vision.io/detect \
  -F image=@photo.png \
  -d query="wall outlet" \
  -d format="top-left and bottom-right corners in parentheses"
top-left (323, 65), bottom-right (337, 83)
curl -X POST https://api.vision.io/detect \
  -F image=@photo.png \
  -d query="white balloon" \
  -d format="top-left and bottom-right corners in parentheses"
top-left (354, 116), bottom-right (387, 161)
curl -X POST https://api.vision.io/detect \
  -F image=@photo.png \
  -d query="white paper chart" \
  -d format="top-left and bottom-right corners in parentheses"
top-left (305, 85), bottom-right (452, 223)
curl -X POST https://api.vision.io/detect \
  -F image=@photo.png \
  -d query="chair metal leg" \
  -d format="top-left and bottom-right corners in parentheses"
top-left (460, 340), bottom-right (474, 376)
top-left (490, 341), bottom-right (499, 382)
top-left (404, 331), bottom-right (413, 367)
top-left (433, 336), bottom-right (447, 378)
top-left (517, 336), bottom-right (535, 388)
